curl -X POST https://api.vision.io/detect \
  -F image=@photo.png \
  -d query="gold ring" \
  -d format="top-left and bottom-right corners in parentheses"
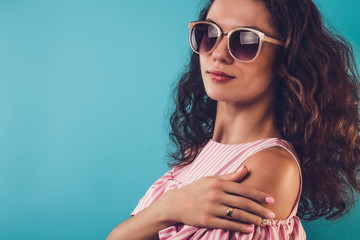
top-left (261, 218), bottom-right (270, 225)
top-left (226, 207), bottom-right (234, 220)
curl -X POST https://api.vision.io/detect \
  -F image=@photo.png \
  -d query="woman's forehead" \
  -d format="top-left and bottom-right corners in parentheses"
top-left (207, 0), bottom-right (275, 35)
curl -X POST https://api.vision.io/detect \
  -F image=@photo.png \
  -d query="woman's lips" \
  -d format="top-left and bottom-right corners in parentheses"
top-left (207, 70), bottom-right (235, 82)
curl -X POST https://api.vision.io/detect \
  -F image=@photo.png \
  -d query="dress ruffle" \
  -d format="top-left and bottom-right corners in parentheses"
top-left (158, 216), bottom-right (305, 239)
top-left (131, 169), bottom-right (182, 216)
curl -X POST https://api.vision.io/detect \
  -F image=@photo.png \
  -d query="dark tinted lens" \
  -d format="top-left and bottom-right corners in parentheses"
top-left (190, 23), bottom-right (218, 54)
top-left (229, 30), bottom-right (259, 61)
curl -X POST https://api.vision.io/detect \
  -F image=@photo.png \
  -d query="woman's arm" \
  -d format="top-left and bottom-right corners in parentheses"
top-left (106, 197), bottom-right (176, 240)
top-left (106, 167), bottom-right (276, 240)
top-left (239, 147), bottom-right (301, 219)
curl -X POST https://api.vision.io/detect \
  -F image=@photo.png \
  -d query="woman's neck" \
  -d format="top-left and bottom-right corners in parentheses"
top-left (212, 100), bottom-right (281, 145)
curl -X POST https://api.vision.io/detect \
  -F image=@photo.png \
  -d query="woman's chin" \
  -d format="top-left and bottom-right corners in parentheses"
top-left (207, 94), bottom-right (239, 103)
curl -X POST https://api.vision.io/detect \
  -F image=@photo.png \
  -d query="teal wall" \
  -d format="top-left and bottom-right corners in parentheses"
top-left (0, 0), bottom-right (359, 239)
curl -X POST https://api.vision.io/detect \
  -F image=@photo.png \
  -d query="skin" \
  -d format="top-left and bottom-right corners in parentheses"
top-left (202, 0), bottom-right (282, 145)
top-left (203, 0), bottom-right (300, 219)
top-left (107, 0), bottom-right (300, 239)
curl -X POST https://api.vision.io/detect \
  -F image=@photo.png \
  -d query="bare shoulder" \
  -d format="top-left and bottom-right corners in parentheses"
top-left (240, 147), bottom-right (301, 219)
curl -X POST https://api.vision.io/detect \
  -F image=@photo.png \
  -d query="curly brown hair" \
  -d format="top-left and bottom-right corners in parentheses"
top-left (168, 0), bottom-right (360, 221)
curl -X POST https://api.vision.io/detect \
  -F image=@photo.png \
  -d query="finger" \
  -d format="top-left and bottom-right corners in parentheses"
top-left (201, 216), bottom-right (254, 233)
top-left (216, 166), bottom-right (248, 181)
top-left (229, 166), bottom-right (249, 182)
top-left (222, 181), bottom-right (275, 205)
top-left (215, 205), bottom-right (270, 227)
top-left (221, 194), bottom-right (275, 221)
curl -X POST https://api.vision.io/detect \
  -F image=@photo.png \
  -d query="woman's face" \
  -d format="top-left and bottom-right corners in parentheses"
top-left (200, 0), bottom-right (281, 105)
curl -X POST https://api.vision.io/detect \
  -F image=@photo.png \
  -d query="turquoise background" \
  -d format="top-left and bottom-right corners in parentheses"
top-left (0, 0), bottom-right (359, 239)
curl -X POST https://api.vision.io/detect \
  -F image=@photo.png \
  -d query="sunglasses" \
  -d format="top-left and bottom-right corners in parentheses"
top-left (189, 21), bottom-right (283, 62)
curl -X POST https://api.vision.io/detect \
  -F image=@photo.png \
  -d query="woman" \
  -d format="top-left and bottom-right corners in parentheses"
top-left (107, 0), bottom-right (360, 239)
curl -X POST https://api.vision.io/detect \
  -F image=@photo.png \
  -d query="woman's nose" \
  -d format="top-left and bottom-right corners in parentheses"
top-left (211, 37), bottom-right (234, 64)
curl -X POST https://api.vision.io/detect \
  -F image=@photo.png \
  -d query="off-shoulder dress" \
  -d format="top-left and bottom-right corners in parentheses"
top-left (132, 138), bottom-right (306, 239)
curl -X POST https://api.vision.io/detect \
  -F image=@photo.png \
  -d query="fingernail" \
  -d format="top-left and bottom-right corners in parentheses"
top-left (268, 212), bottom-right (275, 219)
top-left (236, 166), bottom-right (244, 172)
top-left (265, 197), bottom-right (275, 204)
top-left (246, 226), bottom-right (254, 232)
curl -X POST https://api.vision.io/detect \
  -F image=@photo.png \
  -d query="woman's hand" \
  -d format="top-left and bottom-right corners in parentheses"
top-left (157, 166), bottom-right (275, 233)
top-left (106, 167), bottom-right (275, 240)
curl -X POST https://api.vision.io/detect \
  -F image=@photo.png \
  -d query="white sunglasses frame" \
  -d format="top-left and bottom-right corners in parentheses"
top-left (189, 21), bottom-right (284, 62)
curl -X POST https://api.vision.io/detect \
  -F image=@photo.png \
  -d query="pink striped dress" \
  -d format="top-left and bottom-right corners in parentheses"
top-left (132, 138), bottom-right (306, 239)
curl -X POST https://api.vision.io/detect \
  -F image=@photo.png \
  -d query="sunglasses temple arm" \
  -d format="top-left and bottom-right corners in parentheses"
top-left (264, 36), bottom-right (283, 46)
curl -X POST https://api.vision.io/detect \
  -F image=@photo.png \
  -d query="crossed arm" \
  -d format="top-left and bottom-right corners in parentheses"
top-left (106, 147), bottom-right (300, 240)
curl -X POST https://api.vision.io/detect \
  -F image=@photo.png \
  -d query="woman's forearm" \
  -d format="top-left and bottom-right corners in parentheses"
top-left (106, 194), bottom-right (177, 240)
top-left (107, 169), bottom-right (276, 239)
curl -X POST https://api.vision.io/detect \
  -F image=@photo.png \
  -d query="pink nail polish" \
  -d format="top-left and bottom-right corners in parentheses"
top-left (268, 212), bottom-right (275, 218)
top-left (265, 197), bottom-right (275, 204)
top-left (246, 226), bottom-right (254, 232)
